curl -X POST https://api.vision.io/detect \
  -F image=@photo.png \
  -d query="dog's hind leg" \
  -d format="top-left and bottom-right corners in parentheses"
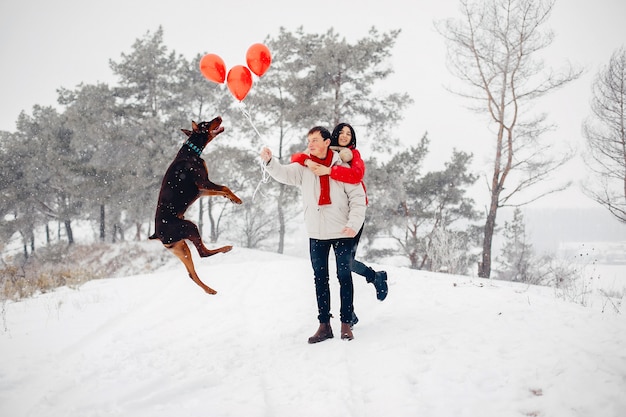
top-left (180, 219), bottom-right (233, 258)
top-left (165, 240), bottom-right (217, 295)
top-left (189, 234), bottom-right (233, 258)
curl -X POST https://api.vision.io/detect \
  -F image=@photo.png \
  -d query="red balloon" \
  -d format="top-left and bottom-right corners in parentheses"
top-left (227, 65), bottom-right (253, 101)
top-left (199, 53), bottom-right (226, 84)
top-left (246, 43), bottom-right (272, 77)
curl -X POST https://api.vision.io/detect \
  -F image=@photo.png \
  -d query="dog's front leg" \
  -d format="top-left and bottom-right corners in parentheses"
top-left (199, 182), bottom-right (242, 205)
top-left (195, 161), bottom-right (242, 204)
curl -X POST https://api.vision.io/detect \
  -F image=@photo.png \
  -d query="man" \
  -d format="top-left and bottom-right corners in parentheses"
top-left (260, 126), bottom-right (366, 342)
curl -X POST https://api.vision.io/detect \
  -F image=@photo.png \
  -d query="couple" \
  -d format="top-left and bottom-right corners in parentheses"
top-left (259, 123), bottom-right (387, 343)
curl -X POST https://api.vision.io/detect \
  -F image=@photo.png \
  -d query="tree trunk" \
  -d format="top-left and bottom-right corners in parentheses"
top-left (208, 199), bottom-right (217, 243)
top-left (409, 250), bottom-right (418, 269)
top-left (135, 223), bottom-right (142, 241)
top-left (277, 183), bottom-right (286, 254)
top-left (479, 195), bottom-right (499, 278)
top-left (198, 199), bottom-right (204, 237)
top-left (64, 219), bottom-right (74, 245)
top-left (479, 116), bottom-right (507, 279)
top-left (113, 224), bottom-right (125, 242)
top-left (100, 204), bottom-right (105, 241)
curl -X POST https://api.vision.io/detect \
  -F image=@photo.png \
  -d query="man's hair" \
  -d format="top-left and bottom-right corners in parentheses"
top-left (308, 126), bottom-right (331, 140)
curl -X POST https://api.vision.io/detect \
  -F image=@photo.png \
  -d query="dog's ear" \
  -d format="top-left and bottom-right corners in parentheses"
top-left (191, 121), bottom-right (199, 132)
top-left (181, 129), bottom-right (192, 137)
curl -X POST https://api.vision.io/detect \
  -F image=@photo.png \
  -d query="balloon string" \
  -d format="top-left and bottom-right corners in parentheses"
top-left (237, 102), bottom-right (271, 200)
top-left (237, 102), bottom-right (266, 145)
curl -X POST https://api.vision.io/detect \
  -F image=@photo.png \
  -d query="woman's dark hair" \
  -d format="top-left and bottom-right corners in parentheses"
top-left (331, 123), bottom-right (357, 149)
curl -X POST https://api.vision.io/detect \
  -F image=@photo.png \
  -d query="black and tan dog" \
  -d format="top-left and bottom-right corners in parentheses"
top-left (149, 116), bottom-right (242, 294)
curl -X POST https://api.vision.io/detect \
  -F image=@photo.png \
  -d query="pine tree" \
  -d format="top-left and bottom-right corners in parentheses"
top-left (245, 27), bottom-right (412, 253)
top-left (367, 134), bottom-right (481, 272)
top-left (108, 26), bottom-right (191, 240)
top-left (497, 208), bottom-right (534, 282)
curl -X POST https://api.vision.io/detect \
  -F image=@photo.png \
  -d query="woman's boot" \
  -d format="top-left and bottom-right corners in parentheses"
top-left (350, 311), bottom-right (359, 328)
top-left (308, 323), bottom-right (333, 344)
top-left (374, 271), bottom-right (388, 301)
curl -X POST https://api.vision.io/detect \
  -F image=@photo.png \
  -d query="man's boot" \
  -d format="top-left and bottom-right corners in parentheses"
top-left (308, 323), bottom-right (333, 344)
top-left (340, 322), bottom-right (354, 341)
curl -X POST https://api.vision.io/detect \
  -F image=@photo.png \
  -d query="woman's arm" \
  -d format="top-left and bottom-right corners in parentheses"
top-left (330, 149), bottom-right (365, 184)
top-left (290, 152), bottom-right (310, 166)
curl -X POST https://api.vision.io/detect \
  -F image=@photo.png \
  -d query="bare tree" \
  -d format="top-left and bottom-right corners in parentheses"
top-left (583, 46), bottom-right (626, 223)
top-left (437, 0), bottom-right (582, 278)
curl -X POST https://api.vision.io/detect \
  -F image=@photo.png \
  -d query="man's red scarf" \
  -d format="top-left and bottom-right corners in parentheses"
top-left (309, 151), bottom-right (333, 205)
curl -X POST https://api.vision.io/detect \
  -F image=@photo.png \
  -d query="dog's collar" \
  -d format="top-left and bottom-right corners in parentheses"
top-left (185, 140), bottom-right (203, 156)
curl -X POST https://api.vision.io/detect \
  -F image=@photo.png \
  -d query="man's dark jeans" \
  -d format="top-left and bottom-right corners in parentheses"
top-left (309, 237), bottom-right (354, 323)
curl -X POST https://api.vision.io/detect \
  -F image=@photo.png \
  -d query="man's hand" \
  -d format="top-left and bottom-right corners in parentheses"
top-left (341, 227), bottom-right (357, 238)
top-left (260, 147), bottom-right (272, 163)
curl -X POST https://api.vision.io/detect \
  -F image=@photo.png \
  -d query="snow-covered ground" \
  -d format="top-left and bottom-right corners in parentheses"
top-left (1, 244), bottom-right (625, 417)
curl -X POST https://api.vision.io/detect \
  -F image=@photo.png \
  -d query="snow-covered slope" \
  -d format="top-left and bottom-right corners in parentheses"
top-left (1, 246), bottom-right (625, 417)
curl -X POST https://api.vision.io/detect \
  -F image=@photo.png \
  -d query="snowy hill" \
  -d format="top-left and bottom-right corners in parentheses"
top-left (1, 244), bottom-right (625, 417)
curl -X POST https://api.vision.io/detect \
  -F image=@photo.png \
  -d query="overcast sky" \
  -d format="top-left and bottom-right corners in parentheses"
top-left (1, 0), bottom-right (625, 209)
